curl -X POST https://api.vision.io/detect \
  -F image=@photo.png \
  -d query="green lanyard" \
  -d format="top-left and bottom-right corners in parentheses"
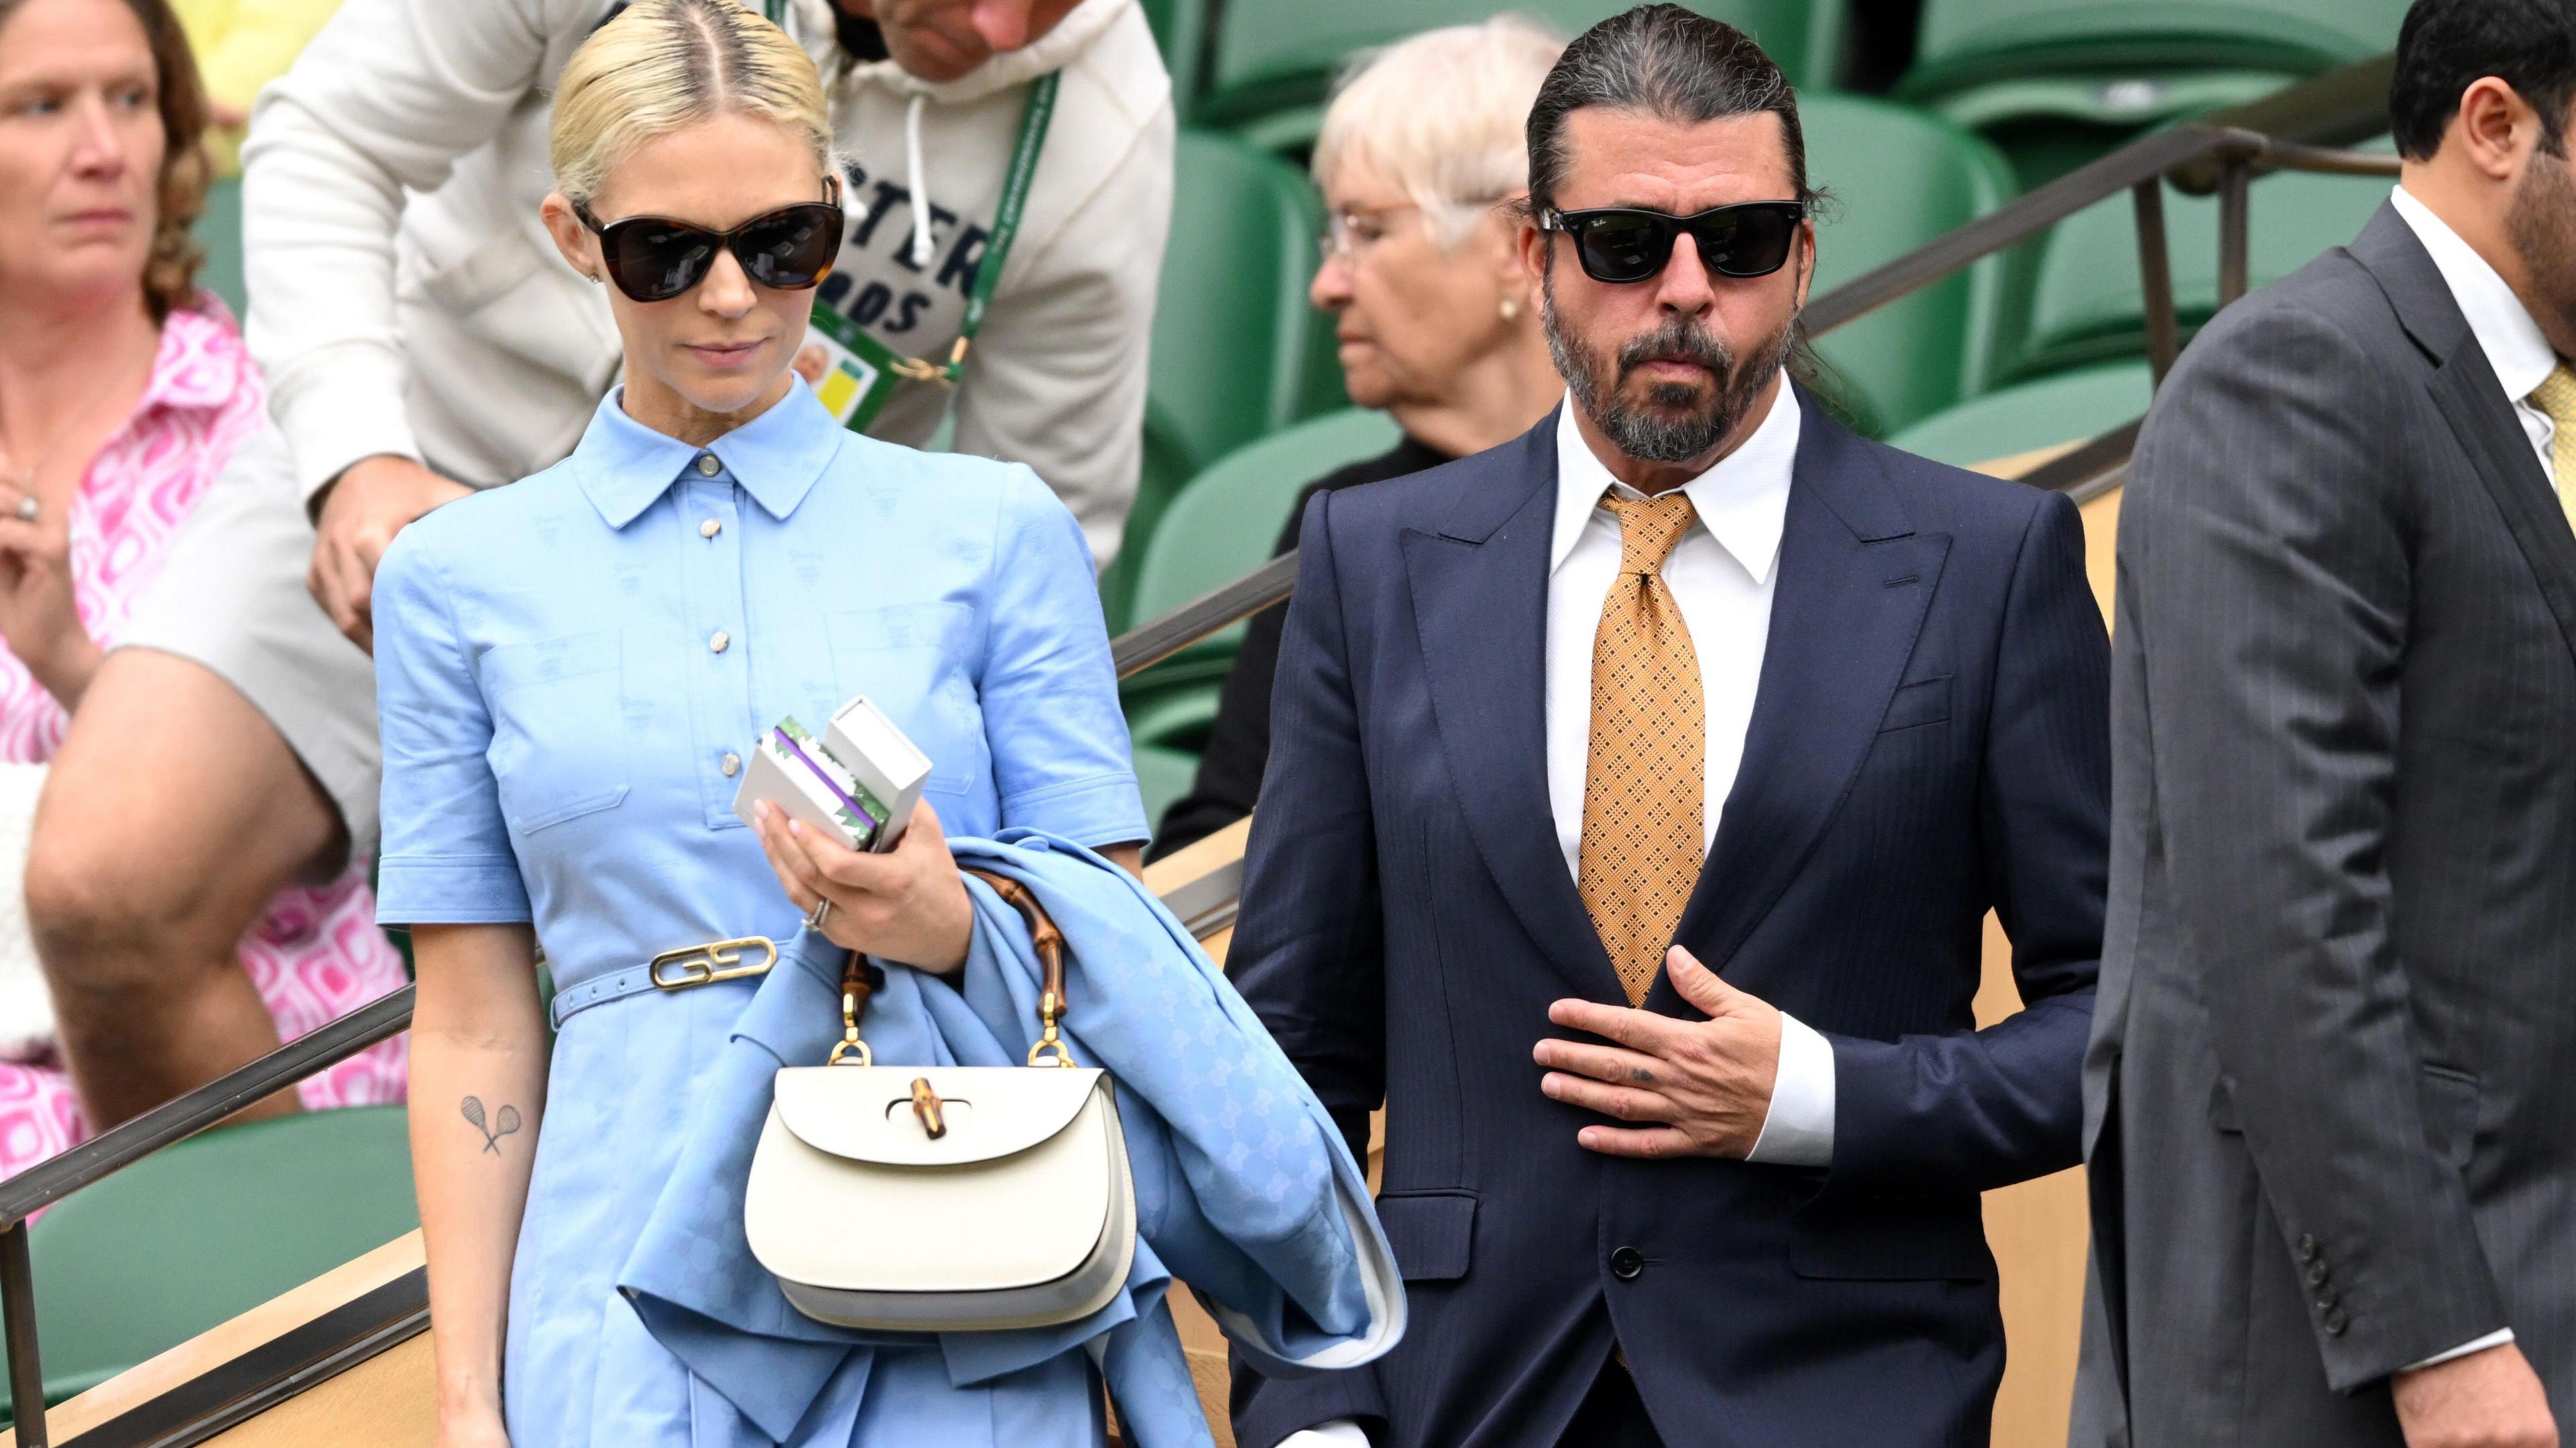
top-left (781, 0), bottom-right (1062, 430)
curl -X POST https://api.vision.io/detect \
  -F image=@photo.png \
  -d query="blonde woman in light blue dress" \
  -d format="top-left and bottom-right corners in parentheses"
top-left (372, 3), bottom-right (1148, 1443)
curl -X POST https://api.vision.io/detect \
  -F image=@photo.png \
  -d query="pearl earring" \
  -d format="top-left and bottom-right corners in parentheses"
top-left (1499, 296), bottom-right (1521, 322)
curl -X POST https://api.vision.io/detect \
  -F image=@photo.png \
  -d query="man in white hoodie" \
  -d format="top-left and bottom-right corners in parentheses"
top-left (22, 0), bottom-right (1171, 1130)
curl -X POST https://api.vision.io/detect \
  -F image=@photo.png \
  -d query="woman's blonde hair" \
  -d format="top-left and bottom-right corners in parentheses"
top-left (1312, 15), bottom-right (1566, 250)
top-left (549, 0), bottom-right (833, 210)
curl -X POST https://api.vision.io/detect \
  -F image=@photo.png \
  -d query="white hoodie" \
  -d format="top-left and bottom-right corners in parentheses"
top-left (241, 0), bottom-right (1172, 563)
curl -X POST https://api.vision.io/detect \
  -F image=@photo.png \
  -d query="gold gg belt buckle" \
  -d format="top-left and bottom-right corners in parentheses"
top-left (648, 936), bottom-right (778, 991)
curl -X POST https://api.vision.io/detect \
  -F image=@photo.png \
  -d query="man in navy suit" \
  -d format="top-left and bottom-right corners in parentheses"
top-left (1225, 8), bottom-right (2110, 1447)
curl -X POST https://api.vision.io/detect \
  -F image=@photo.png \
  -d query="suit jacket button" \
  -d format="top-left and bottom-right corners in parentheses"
top-left (2306, 1261), bottom-right (2328, 1287)
top-left (2323, 1308), bottom-right (2349, 1336)
top-left (2298, 1234), bottom-right (2319, 1262)
top-left (1610, 1247), bottom-right (1646, 1281)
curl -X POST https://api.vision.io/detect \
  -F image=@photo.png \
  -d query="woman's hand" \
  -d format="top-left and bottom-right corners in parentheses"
top-left (0, 471), bottom-right (99, 708)
top-left (753, 798), bottom-right (973, 974)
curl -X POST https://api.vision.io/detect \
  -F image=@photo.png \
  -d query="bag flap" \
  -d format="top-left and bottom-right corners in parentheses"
top-left (771, 1065), bottom-right (1108, 1166)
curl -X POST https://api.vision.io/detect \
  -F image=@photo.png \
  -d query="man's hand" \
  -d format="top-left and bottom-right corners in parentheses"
top-left (2395, 1342), bottom-right (2557, 1448)
top-left (1533, 945), bottom-right (1782, 1159)
top-left (308, 455), bottom-right (471, 651)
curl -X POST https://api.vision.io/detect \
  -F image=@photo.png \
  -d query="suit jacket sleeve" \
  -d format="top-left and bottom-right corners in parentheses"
top-left (1825, 490), bottom-right (2107, 1194)
top-left (1224, 490), bottom-right (1391, 1447)
top-left (2121, 303), bottom-right (2505, 1387)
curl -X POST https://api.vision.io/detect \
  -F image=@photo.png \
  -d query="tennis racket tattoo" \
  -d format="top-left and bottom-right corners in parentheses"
top-left (461, 1096), bottom-right (523, 1154)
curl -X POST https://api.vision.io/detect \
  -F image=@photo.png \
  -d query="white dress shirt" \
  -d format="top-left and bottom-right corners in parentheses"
top-left (2392, 186), bottom-right (2559, 476)
top-left (2358, 187), bottom-right (2533, 1375)
top-left (1545, 387), bottom-right (1835, 1168)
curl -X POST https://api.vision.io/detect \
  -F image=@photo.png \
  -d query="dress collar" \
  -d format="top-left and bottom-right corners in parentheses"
top-left (574, 382), bottom-right (843, 529)
top-left (131, 305), bottom-right (251, 418)
top-left (1548, 382), bottom-right (1802, 585)
top-left (2390, 184), bottom-right (2559, 403)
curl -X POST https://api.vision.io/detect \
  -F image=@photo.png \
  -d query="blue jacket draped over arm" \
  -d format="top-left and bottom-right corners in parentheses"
top-left (614, 830), bottom-right (1403, 1445)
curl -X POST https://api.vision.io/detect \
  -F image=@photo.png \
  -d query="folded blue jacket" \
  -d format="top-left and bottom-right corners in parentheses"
top-left (616, 830), bottom-right (1403, 1445)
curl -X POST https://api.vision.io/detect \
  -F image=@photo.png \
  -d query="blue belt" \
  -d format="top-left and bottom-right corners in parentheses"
top-left (548, 935), bottom-right (779, 1030)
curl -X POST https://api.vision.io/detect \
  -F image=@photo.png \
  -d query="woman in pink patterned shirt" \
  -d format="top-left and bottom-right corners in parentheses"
top-left (0, 0), bottom-right (403, 1176)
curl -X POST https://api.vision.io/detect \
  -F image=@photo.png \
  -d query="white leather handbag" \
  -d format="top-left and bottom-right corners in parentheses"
top-left (743, 871), bottom-right (1136, 1333)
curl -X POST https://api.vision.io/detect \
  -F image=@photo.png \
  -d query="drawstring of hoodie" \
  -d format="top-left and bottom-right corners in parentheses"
top-left (904, 93), bottom-right (934, 270)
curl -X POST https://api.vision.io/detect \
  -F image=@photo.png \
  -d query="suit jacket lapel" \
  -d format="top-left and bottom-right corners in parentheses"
top-left (1655, 400), bottom-right (1950, 1008)
top-left (1404, 412), bottom-right (1626, 1001)
top-left (2351, 203), bottom-right (2576, 667)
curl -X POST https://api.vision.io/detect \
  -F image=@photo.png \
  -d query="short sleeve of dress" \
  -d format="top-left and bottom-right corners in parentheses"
top-left (978, 466), bottom-right (1148, 848)
top-left (373, 524), bottom-right (532, 924)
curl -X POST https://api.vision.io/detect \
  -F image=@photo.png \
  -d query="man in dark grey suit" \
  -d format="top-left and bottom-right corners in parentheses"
top-left (2076, 3), bottom-right (2576, 1446)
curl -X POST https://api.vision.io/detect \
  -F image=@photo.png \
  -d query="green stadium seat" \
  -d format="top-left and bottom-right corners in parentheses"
top-left (1110, 129), bottom-right (1344, 630)
top-left (1126, 687), bottom-right (1224, 846)
top-left (1896, 0), bottom-right (2408, 184)
top-left (1, 1106), bottom-right (418, 1413)
top-left (1137, 0), bottom-right (1209, 119)
top-left (193, 174), bottom-right (246, 317)
top-left (2004, 139), bottom-right (2392, 380)
top-left (1801, 95), bottom-right (2019, 437)
top-left (1132, 742), bottom-right (1204, 842)
top-left (1122, 407), bottom-right (1400, 673)
top-left (1884, 358), bottom-right (2151, 469)
top-left (1198, 1), bottom-right (1848, 155)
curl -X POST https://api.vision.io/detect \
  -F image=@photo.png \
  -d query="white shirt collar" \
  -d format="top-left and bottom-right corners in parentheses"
top-left (2390, 184), bottom-right (2559, 401)
top-left (1548, 383), bottom-right (1803, 586)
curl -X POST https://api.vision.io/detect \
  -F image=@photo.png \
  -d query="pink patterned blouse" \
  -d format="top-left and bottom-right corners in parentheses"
top-left (0, 304), bottom-right (407, 1178)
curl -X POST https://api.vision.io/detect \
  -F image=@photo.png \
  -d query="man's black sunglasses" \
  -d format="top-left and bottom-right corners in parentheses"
top-left (577, 178), bottom-right (845, 303)
top-left (1540, 201), bottom-right (1807, 284)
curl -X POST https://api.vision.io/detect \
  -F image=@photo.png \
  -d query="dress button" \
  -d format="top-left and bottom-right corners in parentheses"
top-left (709, 630), bottom-right (730, 654)
top-left (1609, 1247), bottom-right (1645, 1281)
top-left (700, 517), bottom-right (722, 539)
top-left (695, 453), bottom-right (720, 476)
top-left (2323, 1308), bottom-right (2348, 1336)
top-left (720, 753), bottom-right (741, 777)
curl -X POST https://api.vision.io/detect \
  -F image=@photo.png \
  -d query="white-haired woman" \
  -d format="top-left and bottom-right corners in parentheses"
top-left (372, 3), bottom-right (1146, 1443)
top-left (1152, 16), bottom-right (1567, 858)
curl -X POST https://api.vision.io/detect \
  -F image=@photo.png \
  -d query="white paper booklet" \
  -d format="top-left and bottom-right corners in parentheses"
top-left (732, 696), bottom-right (932, 854)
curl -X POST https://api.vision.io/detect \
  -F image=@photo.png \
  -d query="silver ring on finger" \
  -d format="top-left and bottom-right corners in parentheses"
top-left (13, 496), bottom-right (35, 523)
top-left (806, 897), bottom-right (833, 932)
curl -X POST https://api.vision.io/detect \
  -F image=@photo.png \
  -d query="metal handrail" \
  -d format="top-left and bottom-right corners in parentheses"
top-left (0, 67), bottom-right (2405, 1445)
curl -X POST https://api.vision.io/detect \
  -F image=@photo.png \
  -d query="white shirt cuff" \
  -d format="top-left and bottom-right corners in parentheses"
top-left (1745, 1011), bottom-right (1835, 1166)
top-left (1281, 1421), bottom-right (1373, 1448)
top-left (2404, 1328), bottom-right (2514, 1373)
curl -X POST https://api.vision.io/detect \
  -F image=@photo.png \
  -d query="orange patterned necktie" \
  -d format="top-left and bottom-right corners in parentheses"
top-left (1577, 491), bottom-right (1705, 1006)
top-left (2529, 363), bottom-right (2576, 533)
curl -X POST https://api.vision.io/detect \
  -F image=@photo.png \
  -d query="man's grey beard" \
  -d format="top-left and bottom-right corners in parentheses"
top-left (2508, 149), bottom-right (2576, 344)
top-left (1544, 268), bottom-right (1796, 464)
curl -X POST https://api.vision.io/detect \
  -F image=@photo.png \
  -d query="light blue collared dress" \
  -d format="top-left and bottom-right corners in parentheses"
top-left (372, 382), bottom-right (1148, 1447)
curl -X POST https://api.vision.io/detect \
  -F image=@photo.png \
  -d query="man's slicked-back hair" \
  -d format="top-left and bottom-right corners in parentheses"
top-left (1525, 3), bottom-right (1812, 215)
top-left (2392, 0), bottom-right (2576, 161)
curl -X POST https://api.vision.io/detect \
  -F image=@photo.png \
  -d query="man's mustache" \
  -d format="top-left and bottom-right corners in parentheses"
top-left (1615, 319), bottom-right (1733, 382)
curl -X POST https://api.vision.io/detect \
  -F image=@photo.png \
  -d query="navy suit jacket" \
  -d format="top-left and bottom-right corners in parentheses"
top-left (1226, 397), bottom-right (2109, 1448)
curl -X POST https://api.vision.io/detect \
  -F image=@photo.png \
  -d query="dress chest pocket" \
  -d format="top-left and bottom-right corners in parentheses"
top-left (826, 603), bottom-right (981, 792)
top-left (477, 630), bottom-right (631, 832)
